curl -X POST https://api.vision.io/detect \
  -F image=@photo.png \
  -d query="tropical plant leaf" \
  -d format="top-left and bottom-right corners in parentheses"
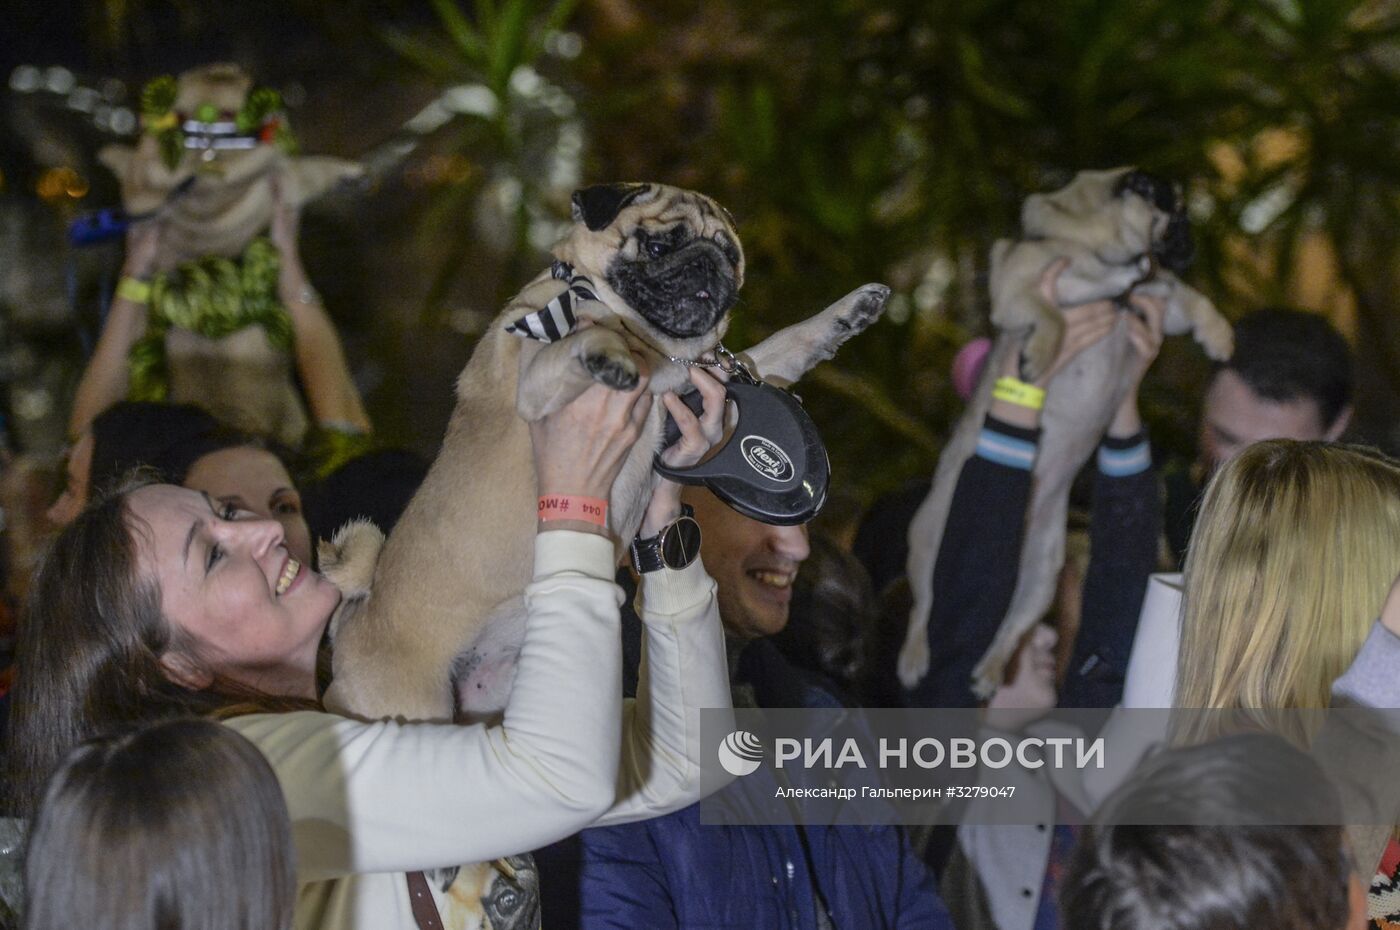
top-left (488, 0), bottom-right (533, 94)
top-left (379, 25), bottom-right (466, 79)
top-left (428, 0), bottom-right (486, 64)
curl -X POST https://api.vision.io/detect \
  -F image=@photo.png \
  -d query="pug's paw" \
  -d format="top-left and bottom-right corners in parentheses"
top-left (834, 283), bottom-right (892, 334)
top-left (1195, 312), bottom-right (1234, 362)
top-left (582, 348), bottom-right (640, 391)
top-left (1019, 323), bottom-right (1060, 382)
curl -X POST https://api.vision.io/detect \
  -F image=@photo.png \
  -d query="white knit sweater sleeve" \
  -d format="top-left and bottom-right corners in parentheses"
top-left (226, 530), bottom-right (624, 882)
top-left (597, 554), bottom-right (733, 826)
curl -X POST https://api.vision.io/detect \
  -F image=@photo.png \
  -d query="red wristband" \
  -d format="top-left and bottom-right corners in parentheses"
top-left (537, 495), bottom-right (609, 526)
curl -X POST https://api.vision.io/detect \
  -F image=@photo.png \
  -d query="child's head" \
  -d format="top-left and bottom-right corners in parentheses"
top-left (24, 717), bottom-right (295, 930)
top-left (1061, 733), bottom-right (1364, 930)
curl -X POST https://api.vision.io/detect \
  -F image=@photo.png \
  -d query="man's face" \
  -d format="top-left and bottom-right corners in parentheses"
top-left (684, 488), bottom-right (811, 641)
top-left (1198, 369), bottom-right (1343, 474)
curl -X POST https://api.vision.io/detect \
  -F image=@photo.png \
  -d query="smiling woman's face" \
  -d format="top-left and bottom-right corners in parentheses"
top-left (183, 446), bottom-right (312, 566)
top-left (127, 484), bottom-right (339, 697)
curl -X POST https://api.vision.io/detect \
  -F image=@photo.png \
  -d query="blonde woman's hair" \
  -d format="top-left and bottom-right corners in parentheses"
top-left (1172, 440), bottom-right (1400, 746)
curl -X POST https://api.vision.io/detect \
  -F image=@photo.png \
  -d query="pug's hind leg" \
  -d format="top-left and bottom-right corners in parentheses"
top-left (740, 283), bottom-right (891, 387)
top-left (516, 327), bottom-right (639, 421)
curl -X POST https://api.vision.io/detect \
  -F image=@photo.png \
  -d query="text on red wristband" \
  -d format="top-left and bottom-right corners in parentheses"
top-left (537, 495), bottom-right (609, 526)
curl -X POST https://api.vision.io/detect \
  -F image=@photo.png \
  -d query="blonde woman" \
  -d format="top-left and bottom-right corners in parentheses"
top-left (1169, 439), bottom-right (1400, 917)
top-left (1173, 440), bottom-right (1400, 745)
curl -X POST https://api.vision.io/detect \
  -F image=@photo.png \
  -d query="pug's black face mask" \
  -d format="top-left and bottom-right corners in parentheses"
top-left (607, 235), bottom-right (739, 339)
top-left (655, 360), bottom-right (830, 526)
top-left (1113, 169), bottom-right (1194, 274)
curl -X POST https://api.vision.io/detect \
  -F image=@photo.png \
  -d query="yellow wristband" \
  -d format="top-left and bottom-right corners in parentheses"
top-left (116, 277), bottom-right (152, 304)
top-left (992, 377), bottom-right (1045, 411)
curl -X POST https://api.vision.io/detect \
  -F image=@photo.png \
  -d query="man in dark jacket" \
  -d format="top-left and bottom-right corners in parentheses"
top-left (572, 487), bottom-right (953, 929)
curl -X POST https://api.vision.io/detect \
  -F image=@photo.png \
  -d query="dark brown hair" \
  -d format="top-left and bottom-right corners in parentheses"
top-left (1061, 733), bottom-right (1352, 930)
top-left (7, 476), bottom-right (314, 817)
top-left (23, 718), bottom-right (296, 930)
top-left (1222, 307), bottom-right (1353, 429)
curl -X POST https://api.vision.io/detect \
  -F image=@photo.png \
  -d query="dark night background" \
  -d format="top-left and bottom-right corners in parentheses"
top-left (3, 0), bottom-right (1399, 538)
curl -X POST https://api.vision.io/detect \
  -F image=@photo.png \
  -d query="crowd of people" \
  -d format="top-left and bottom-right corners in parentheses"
top-left (1, 136), bottom-right (1397, 930)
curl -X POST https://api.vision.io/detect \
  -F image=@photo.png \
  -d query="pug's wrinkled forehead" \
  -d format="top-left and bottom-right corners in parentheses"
top-left (1022, 167), bottom-right (1130, 229)
top-left (562, 183), bottom-right (745, 286)
top-left (1018, 166), bottom-right (1190, 265)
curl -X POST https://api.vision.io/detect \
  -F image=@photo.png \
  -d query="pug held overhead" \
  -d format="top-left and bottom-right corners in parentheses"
top-left (325, 182), bottom-right (889, 721)
top-left (99, 64), bottom-right (362, 446)
top-left (899, 167), bottom-right (1233, 696)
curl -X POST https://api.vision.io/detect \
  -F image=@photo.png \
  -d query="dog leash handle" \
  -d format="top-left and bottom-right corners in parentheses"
top-left (654, 380), bottom-right (829, 526)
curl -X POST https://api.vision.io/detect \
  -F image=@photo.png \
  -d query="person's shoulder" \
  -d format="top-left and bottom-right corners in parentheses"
top-left (584, 800), bottom-right (701, 846)
top-left (220, 708), bottom-right (346, 743)
top-left (740, 638), bottom-right (849, 709)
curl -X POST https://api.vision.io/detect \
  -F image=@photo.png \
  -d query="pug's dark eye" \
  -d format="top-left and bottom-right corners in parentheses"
top-left (646, 239), bottom-right (672, 259)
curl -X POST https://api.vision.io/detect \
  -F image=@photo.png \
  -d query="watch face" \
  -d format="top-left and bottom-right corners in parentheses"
top-left (661, 516), bottom-right (702, 570)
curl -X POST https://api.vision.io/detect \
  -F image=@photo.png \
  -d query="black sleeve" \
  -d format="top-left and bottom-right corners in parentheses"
top-left (1161, 458), bottom-right (1200, 569)
top-left (1059, 431), bottom-right (1161, 709)
top-left (853, 477), bottom-right (934, 598)
top-left (904, 417), bottom-right (1038, 709)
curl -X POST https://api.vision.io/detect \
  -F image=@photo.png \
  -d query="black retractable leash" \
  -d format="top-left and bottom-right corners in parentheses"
top-left (655, 347), bottom-right (830, 526)
top-left (506, 263), bottom-right (831, 526)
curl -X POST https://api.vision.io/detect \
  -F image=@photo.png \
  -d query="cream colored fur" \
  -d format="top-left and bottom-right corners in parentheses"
top-left (325, 183), bottom-right (889, 722)
top-left (898, 167), bottom-right (1233, 696)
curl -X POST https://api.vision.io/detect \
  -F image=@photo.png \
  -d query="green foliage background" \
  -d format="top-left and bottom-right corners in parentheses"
top-left (382, 0), bottom-right (1400, 509)
top-left (18, 0), bottom-right (1400, 524)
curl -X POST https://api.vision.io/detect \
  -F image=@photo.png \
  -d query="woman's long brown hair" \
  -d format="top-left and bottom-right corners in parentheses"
top-left (7, 476), bottom-right (317, 817)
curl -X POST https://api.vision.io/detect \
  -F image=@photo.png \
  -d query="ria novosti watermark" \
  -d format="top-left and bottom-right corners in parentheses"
top-left (719, 730), bottom-right (1104, 777)
top-left (717, 730), bottom-right (764, 777)
top-left (700, 706), bottom-right (1400, 828)
top-left (774, 733), bottom-right (1103, 771)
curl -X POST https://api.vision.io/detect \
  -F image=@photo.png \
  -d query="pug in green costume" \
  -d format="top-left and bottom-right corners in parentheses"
top-left (97, 63), bottom-right (363, 448)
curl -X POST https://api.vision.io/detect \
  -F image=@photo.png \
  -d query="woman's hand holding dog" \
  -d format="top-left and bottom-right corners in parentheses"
top-left (1108, 292), bottom-right (1167, 438)
top-left (992, 259), bottom-right (1117, 429)
top-left (531, 361), bottom-right (654, 538)
top-left (1002, 259), bottom-right (1166, 435)
top-left (639, 368), bottom-right (728, 538)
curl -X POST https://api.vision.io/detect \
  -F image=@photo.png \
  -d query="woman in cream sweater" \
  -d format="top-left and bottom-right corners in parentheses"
top-left (10, 372), bottom-right (733, 929)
